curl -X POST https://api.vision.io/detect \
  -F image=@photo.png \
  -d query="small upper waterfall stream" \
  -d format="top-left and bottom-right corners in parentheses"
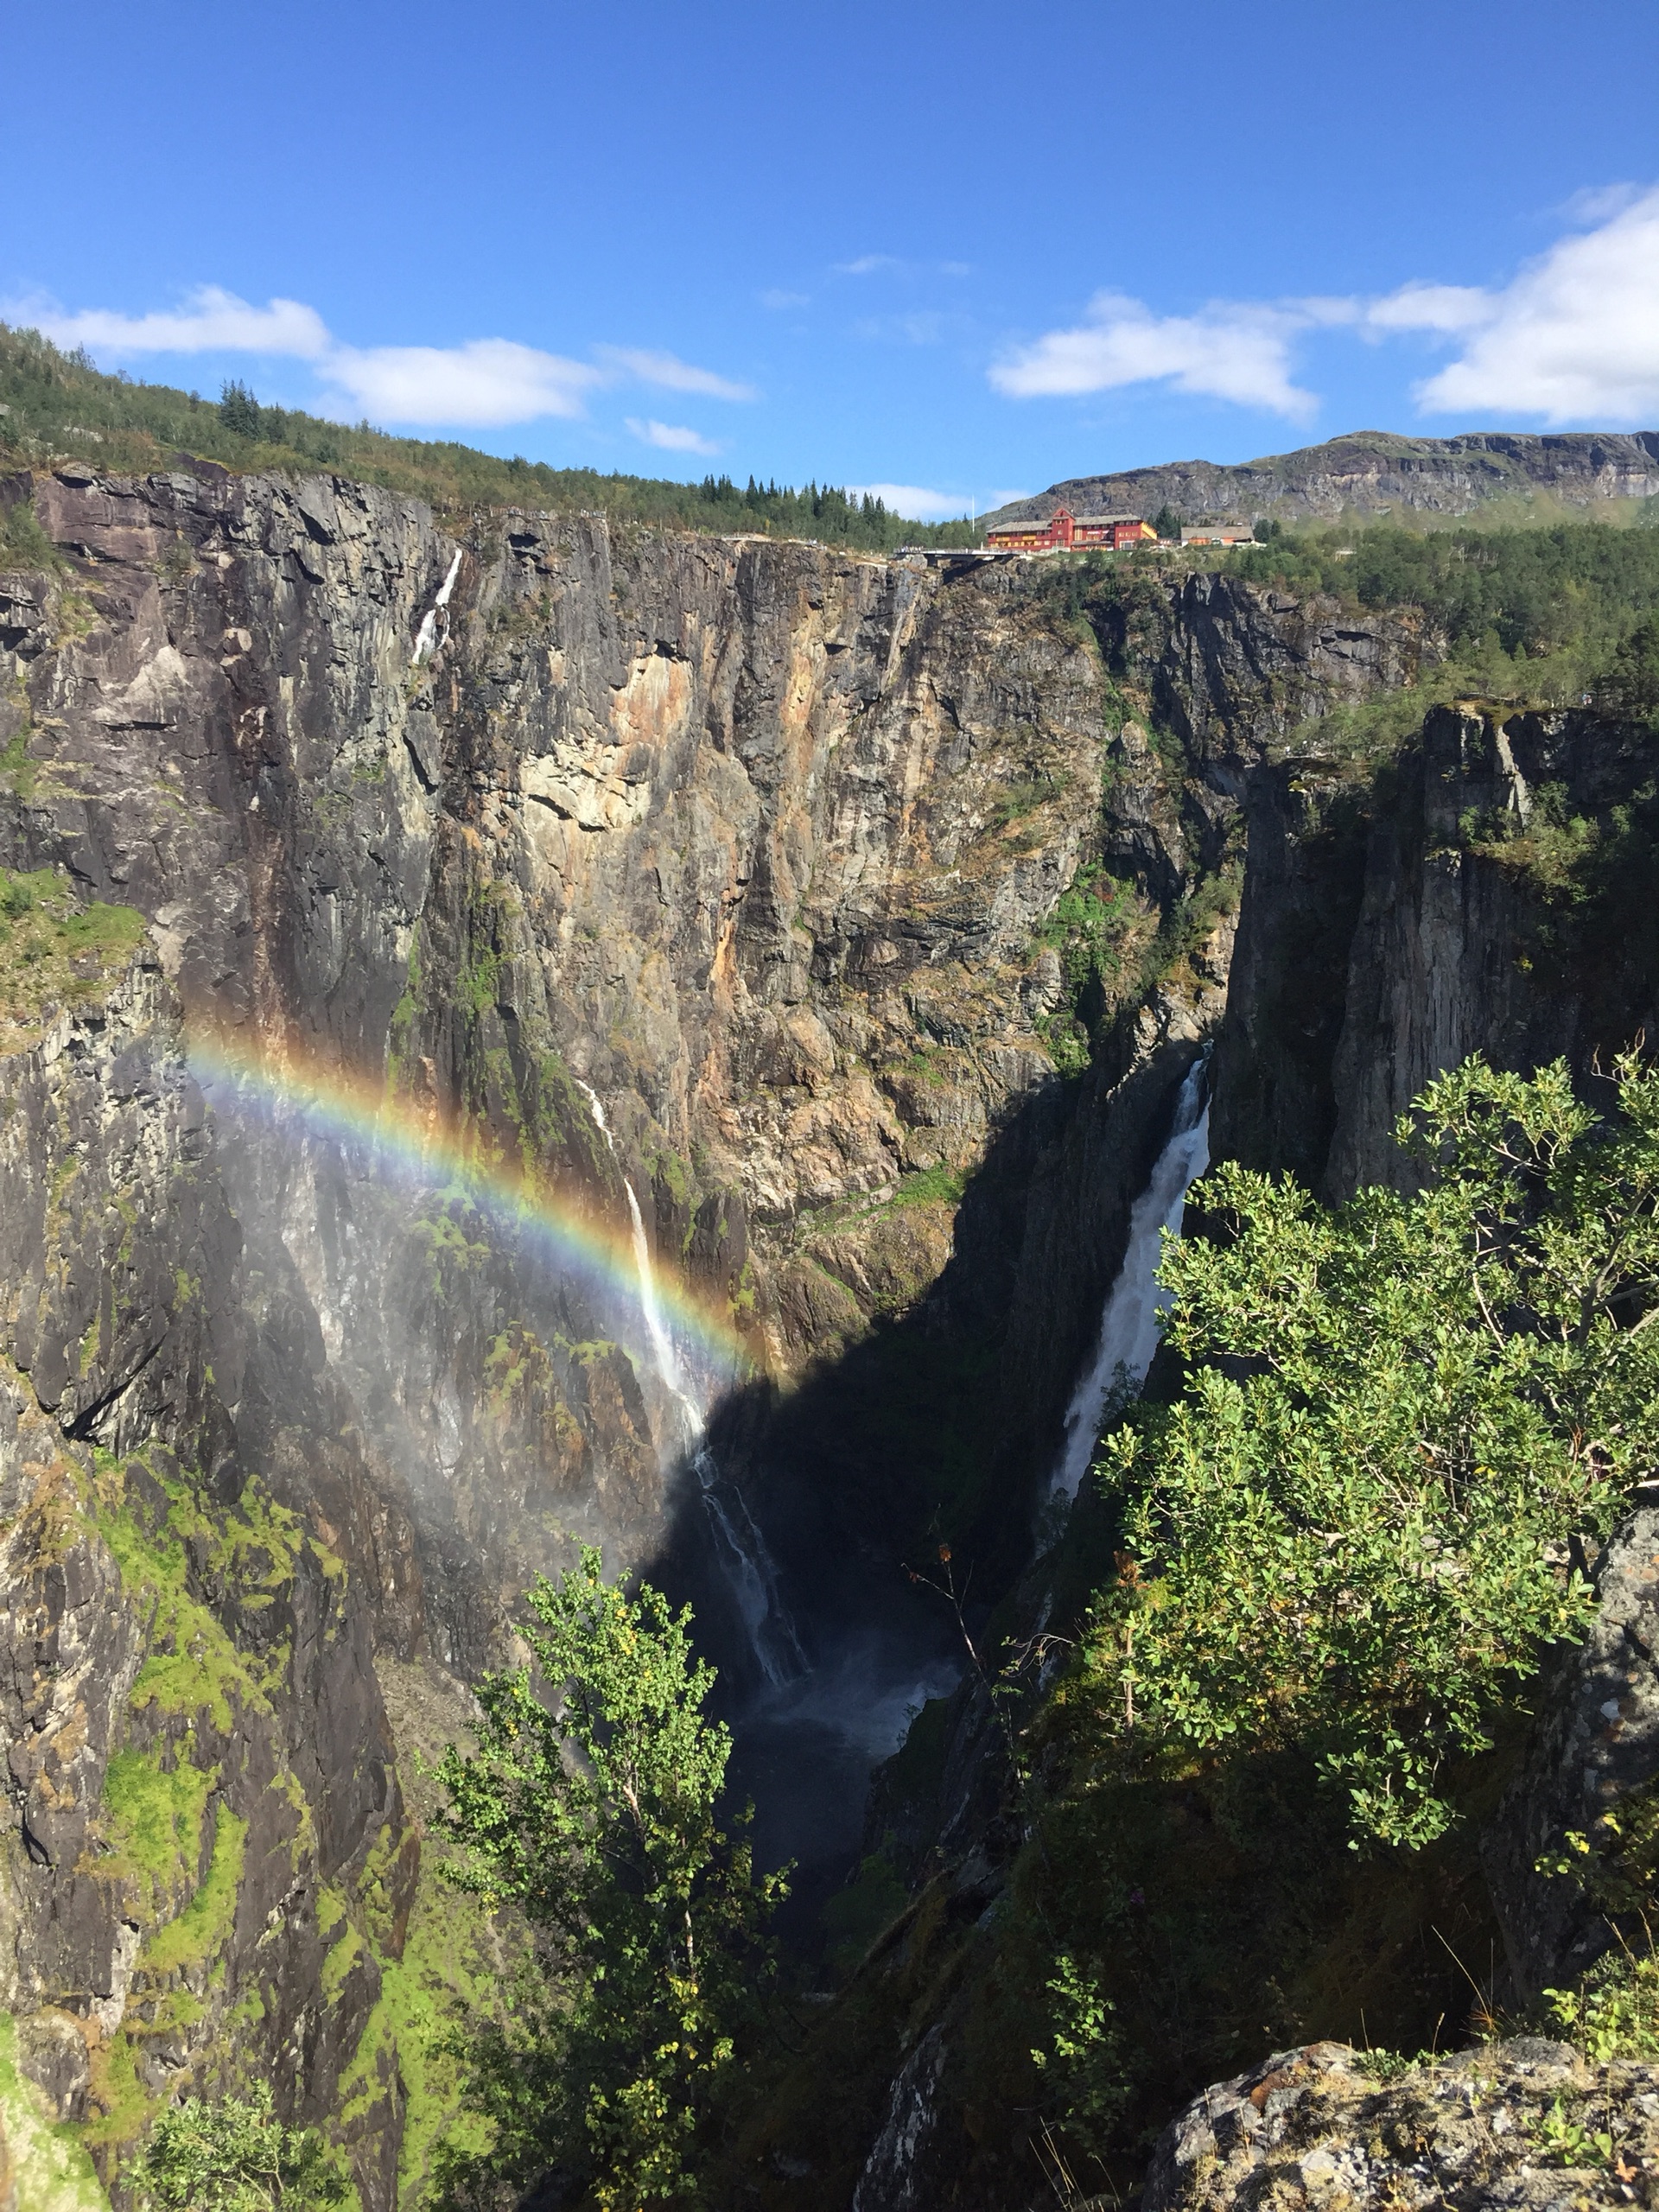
top-left (576, 1083), bottom-right (805, 1687)
top-left (410, 549), bottom-right (463, 665)
top-left (1052, 1052), bottom-right (1211, 1503)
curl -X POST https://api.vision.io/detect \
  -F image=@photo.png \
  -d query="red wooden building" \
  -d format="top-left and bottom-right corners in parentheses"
top-left (985, 505), bottom-right (1156, 551)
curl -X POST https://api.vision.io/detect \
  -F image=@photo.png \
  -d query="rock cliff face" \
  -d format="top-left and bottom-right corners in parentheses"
top-left (1485, 1503), bottom-right (1659, 2005)
top-left (827, 702), bottom-right (1659, 2207)
top-left (2, 454), bottom-right (1652, 2202)
top-left (0, 461), bottom-right (1433, 2191)
top-left (1211, 701), bottom-right (1659, 1193)
top-left (0, 963), bottom-right (410, 2206)
top-left (984, 428), bottom-right (1659, 532)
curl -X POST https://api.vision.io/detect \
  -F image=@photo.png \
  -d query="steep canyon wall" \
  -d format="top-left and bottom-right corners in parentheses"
top-left (0, 459), bottom-right (1555, 2198)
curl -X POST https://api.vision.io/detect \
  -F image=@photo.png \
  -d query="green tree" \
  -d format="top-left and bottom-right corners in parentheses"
top-left (1072, 1053), bottom-right (1659, 1848)
top-left (1599, 615), bottom-right (1659, 722)
top-left (218, 379), bottom-right (263, 439)
top-left (130, 2083), bottom-right (346, 2210)
top-left (433, 1548), bottom-right (786, 2209)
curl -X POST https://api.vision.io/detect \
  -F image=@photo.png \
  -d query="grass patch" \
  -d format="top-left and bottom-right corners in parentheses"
top-left (0, 868), bottom-right (147, 1051)
top-left (99, 1751), bottom-right (215, 1916)
top-left (141, 1804), bottom-right (247, 1976)
top-left (96, 1456), bottom-right (296, 1731)
top-left (888, 1162), bottom-right (967, 1209)
top-left (822, 1853), bottom-right (910, 1977)
top-left (989, 777), bottom-right (1064, 830)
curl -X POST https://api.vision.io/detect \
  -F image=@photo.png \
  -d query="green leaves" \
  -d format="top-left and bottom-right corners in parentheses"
top-left (432, 1548), bottom-right (785, 2209)
top-left (130, 2082), bottom-right (345, 2210)
top-left (1075, 1053), bottom-right (1659, 1847)
top-left (1029, 1955), bottom-right (1128, 2140)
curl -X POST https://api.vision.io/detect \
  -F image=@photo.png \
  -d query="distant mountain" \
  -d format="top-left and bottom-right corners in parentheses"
top-left (981, 430), bottom-right (1659, 533)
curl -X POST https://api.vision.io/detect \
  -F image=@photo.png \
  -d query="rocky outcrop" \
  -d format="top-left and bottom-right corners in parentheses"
top-left (1484, 1503), bottom-right (1659, 2004)
top-left (983, 429), bottom-right (1659, 533)
top-left (1142, 2038), bottom-right (1659, 2212)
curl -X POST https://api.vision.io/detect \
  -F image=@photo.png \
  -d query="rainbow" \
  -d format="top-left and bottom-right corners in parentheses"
top-left (184, 1027), bottom-right (749, 1378)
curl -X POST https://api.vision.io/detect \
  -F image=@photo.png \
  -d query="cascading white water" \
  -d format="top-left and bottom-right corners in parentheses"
top-left (693, 1445), bottom-right (810, 1682)
top-left (576, 1082), bottom-right (804, 1685)
top-left (410, 550), bottom-right (463, 666)
top-left (620, 1177), bottom-right (688, 1403)
top-left (1052, 1053), bottom-right (1211, 1503)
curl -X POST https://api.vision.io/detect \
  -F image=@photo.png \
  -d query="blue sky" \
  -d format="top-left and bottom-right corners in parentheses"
top-left (6, 0), bottom-right (1659, 518)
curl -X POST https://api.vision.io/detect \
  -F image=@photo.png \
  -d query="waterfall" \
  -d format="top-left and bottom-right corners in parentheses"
top-left (694, 1445), bottom-right (809, 1684)
top-left (620, 1175), bottom-right (688, 1403)
top-left (575, 1082), bottom-right (804, 1685)
top-left (410, 550), bottom-right (463, 665)
top-left (1052, 1053), bottom-right (1211, 1503)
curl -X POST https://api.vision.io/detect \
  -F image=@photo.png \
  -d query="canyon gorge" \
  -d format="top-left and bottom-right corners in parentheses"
top-left (3, 454), bottom-right (1659, 2210)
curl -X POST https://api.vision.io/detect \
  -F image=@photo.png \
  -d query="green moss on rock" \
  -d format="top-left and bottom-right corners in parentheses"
top-left (0, 2014), bottom-right (110, 2211)
top-left (0, 868), bottom-right (148, 1052)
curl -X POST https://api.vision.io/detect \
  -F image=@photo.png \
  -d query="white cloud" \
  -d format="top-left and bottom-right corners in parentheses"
top-left (849, 483), bottom-right (965, 521)
top-left (1364, 283), bottom-right (1494, 335)
top-left (1560, 182), bottom-right (1646, 224)
top-left (1382, 188), bottom-right (1659, 422)
top-left (22, 283), bottom-right (332, 359)
top-left (760, 289), bottom-right (809, 310)
top-left (989, 291), bottom-right (1318, 420)
top-left (11, 284), bottom-right (757, 429)
top-left (598, 346), bottom-right (756, 401)
top-left (321, 339), bottom-right (602, 425)
top-left (988, 487), bottom-right (1034, 507)
top-left (837, 255), bottom-right (899, 276)
top-left (626, 417), bottom-right (721, 455)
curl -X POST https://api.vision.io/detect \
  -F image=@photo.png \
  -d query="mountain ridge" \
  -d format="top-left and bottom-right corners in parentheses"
top-left (982, 428), bottom-right (1659, 532)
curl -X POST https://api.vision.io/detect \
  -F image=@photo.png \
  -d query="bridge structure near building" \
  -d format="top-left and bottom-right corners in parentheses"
top-left (893, 543), bottom-right (1021, 567)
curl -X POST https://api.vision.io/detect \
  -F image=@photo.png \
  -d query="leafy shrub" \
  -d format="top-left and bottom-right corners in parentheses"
top-left (1546, 1950), bottom-right (1659, 2063)
top-left (1069, 1053), bottom-right (1659, 1848)
top-left (1029, 1954), bottom-right (1128, 2145)
top-left (129, 2082), bottom-right (345, 2209)
top-left (1459, 779), bottom-right (1600, 898)
top-left (0, 493), bottom-right (59, 569)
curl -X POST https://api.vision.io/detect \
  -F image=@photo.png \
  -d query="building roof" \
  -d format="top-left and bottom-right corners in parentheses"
top-left (1072, 512), bottom-right (1147, 526)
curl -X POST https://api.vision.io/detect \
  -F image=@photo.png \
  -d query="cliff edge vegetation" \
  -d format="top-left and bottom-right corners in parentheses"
top-left (0, 325), bottom-right (976, 550)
